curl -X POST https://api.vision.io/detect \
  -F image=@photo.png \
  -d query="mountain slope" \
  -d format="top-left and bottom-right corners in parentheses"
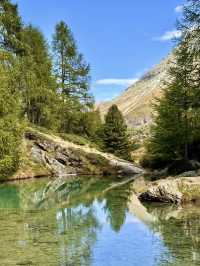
top-left (98, 53), bottom-right (174, 128)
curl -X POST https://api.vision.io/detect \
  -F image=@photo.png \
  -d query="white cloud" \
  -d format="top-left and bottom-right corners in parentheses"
top-left (175, 5), bottom-right (184, 13)
top-left (96, 78), bottom-right (138, 86)
top-left (155, 30), bottom-right (182, 41)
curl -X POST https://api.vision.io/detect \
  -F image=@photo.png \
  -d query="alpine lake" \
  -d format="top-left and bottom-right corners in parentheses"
top-left (0, 175), bottom-right (200, 266)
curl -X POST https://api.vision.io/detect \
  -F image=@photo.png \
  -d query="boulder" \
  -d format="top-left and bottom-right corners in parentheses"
top-left (139, 179), bottom-right (183, 204)
top-left (139, 176), bottom-right (200, 204)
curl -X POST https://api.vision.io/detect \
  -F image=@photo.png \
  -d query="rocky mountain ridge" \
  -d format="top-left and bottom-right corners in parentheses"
top-left (98, 53), bottom-right (175, 129)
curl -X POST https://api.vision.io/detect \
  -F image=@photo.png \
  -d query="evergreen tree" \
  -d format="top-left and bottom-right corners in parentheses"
top-left (19, 25), bottom-right (58, 129)
top-left (102, 105), bottom-right (131, 160)
top-left (75, 109), bottom-right (102, 139)
top-left (0, 51), bottom-right (23, 178)
top-left (0, 1), bottom-right (103, 179)
top-left (0, 0), bottom-right (24, 54)
top-left (52, 21), bottom-right (96, 135)
top-left (146, 0), bottom-right (200, 167)
top-left (52, 21), bottom-right (92, 104)
top-left (57, 96), bottom-right (83, 133)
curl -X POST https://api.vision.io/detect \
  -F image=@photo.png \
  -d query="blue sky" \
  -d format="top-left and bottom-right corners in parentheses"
top-left (15, 0), bottom-right (185, 102)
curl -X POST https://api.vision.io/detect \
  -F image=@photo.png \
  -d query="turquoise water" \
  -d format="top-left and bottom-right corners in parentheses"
top-left (0, 176), bottom-right (199, 266)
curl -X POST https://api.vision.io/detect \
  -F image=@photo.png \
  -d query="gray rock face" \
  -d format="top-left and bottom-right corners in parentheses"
top-left (109, 160), bottom-right (144, 176)
top-left (26, 129), bottom-right (144, 177)
top-left (139, 177), bottom-right (200, 204)
top-left (139, 180), bottom-right (183, 204)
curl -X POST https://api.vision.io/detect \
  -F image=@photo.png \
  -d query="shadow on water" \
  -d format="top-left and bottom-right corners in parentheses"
top-left (0, 176), bottom-right (200, 265)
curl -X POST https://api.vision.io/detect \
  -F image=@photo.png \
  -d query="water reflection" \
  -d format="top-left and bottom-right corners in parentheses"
top-left (0, 177), bottom-right (133, 265)
top-left (146, 203), bottom-right (200, 266)
top-left (104, 185), bottom-right (130, 232)
top-left (56, 206), bottom-right (99, 266)
top-left (0, 176), bottom-right (199, 265)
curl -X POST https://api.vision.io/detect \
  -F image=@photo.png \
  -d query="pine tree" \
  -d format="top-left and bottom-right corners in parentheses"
top-left (102, 105), bottom-right (131, 160)
top-left (52, 21), bottom-right (92, 104)
top-left (146, 0), bottom-right (200, 167)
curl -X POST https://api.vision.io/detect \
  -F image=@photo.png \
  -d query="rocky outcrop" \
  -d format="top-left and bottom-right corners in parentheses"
top-left (139, 177), bottom-right (200, 204)
top-left (23, 128), bottom-right (144, 178)
top-left (139, 179), bottom-right (182, 204)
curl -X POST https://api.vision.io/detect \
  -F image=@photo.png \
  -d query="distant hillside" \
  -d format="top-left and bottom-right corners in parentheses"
top-left (98, 53), bottom-right (174, 129)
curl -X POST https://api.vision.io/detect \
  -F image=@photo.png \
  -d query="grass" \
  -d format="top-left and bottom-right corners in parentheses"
top-left (59, 133), bottom-right (99, 149)
top-left (179, 181), bottom-right (200, 202)
top-left (28, 124), bottom-right (100, 149)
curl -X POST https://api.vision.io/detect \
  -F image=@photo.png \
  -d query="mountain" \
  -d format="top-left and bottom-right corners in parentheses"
top-left (98, 53), bottom-right (174, 129)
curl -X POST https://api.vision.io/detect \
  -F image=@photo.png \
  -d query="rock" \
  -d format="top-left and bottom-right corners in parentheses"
top-left (31, 146), bottom-right (46, 164)
top-left (178, 171), bottom-right (198, 177)
top-left (109, 159), bottom-right (144, 176)
top-left (139, 179), bottom-right (183, 204)
top-left (25, 128), bottom-right (144, 177)
top-left (139, 176), bottom-right (200, 204)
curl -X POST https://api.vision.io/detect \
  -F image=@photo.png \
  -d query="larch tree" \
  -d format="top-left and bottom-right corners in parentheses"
top-left (52, 21), bottom-right (92, 105)
top-left (19, 25), bottom-right (58, 129)
top-left (0, 0), bottom-right (24, 55)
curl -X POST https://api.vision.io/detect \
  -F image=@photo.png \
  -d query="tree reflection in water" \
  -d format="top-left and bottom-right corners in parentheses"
top-left (17, 176), bottom-right (132, 265)
top-left (52, 177), bottom-right (132, 265)
top-left (1, 176), bottom-right (200, 265)
top-left (104, 184), bottom-right (131, 232)
top-left (56, 206), bottom-right (99, 266)
top-left (146, 203), bottom-right (200, 266)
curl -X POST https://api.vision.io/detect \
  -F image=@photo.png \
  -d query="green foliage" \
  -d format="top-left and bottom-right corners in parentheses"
top-left (0, 0), bottom-right (24, 54)
top-left (0, 52), bottom-right (23, 178)
top-left (146, 0), bottom-right (200, 169)
top-left (102, 105), bottom-right (131, 160)
top-left (52, 21), bottom-right (92, 105)
top-left (19, 25), bottom-right (59, 129)
top-left (0, 1), bottom-right (128, 179)
top-left (74, 109), bottom-right (102, 139)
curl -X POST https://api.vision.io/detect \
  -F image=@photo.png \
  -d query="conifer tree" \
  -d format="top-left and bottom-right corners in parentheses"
top-left (0, 52), bottom-right (23, 178)
top-left (52, 21), bottom-right (91, 104)
top-left (0, 0), bottom-right (24, 54)
top-left (75, 109), bottom-right (102, 139)
top-left (102, 105), bottom-right (131, 160)
top-left (19, 25), bottom-right (58, 128)
top-left (147, 0), bottom-right (200, 167)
